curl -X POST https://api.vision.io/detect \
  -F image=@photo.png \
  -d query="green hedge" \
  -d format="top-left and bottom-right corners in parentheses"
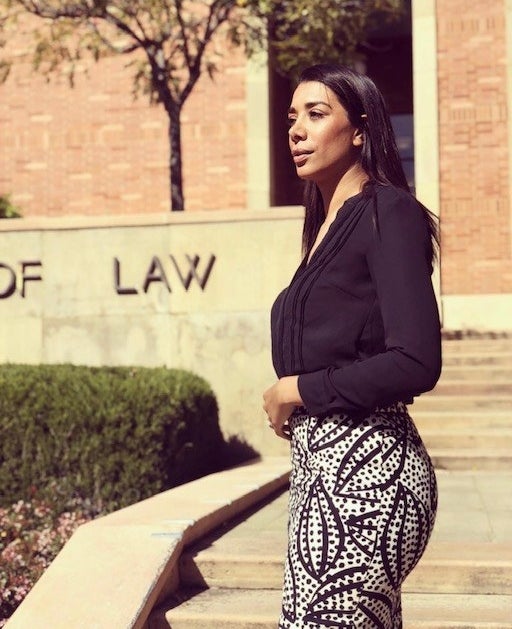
top-left (0, 194), bottom-right (22, 218)
top-left (0, 364), bottom-right (224, 511)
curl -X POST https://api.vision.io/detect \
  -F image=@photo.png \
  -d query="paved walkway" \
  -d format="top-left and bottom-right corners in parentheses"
top-left (431, 469), bottom-right (511, 545)
top-left (196, 468), bottom-right (512, 548)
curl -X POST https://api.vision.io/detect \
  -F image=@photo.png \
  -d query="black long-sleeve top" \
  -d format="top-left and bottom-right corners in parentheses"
top-left (270, 183), bottom-right (442, 417)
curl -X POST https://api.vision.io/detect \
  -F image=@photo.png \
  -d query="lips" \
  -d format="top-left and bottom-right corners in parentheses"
top-left (292, 150), bottom-right (312, 166)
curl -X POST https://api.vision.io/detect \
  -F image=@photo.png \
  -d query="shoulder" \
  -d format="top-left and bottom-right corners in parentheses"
top-left (367, 184), bottom-right (430, 235)
top-left (372, 184), bottom-right (424, 216)
top-left (359, 184), bottom-right (435, 271)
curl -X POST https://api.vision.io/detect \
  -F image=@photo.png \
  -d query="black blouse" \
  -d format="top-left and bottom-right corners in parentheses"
top-left (270, 183), bottom-right (442, 417)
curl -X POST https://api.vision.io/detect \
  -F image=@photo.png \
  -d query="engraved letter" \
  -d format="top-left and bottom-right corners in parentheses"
top-left (114, 257), bottom-right (138, 295)
top-left (143, 256), bottom-right (171, 293)
top-left (170, 254), bottom-right (216, 291)
top-left (0, 263), bottom-right (16, 299)
top-left (21, 261), bottom-right (43, 298)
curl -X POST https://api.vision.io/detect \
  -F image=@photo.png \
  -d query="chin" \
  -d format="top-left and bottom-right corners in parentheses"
top-left (295, 167), bottom-right (317, 182)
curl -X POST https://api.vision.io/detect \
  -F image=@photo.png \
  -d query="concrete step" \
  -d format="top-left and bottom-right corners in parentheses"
top-left (408, 542), bottom-right (512, 595)
top-left (179, 536), bottom-right (512, 595)
top-left (412, 411), bottom-right (511, 431)
top-left (430, 382), bottom-right (512, 396)
top-left (151, 589), bottom-right (512, 629)
top-left (429, 448), bottom-right (512, 470)
top-left (411, 395), bottom-right (512, 411)
top-left (149, 469), bottom-right (512, 627)
top-left (180, 551), bottom-right (284, 590)
top-left (420, 429), bottom-right (512, 450)
top-left (439, 366), bottom-right (512, 381)
top-left (442, 353), bottom-right (512, 367)
top-left (442, 339), bottom-right (512, 353)
top-left (440, 338), bottom-right (512, 367)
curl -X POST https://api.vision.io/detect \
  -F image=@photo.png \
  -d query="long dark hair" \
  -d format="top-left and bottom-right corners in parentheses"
top-left (297, 63), bottom-right (439, 264)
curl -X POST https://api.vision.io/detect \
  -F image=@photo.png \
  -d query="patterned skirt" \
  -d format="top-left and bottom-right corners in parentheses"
top-left (279, 402), bottom-right (437, 629)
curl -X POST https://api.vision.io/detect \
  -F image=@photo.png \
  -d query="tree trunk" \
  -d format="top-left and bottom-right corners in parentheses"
top-left (168, 101), bottom-right (184, 211)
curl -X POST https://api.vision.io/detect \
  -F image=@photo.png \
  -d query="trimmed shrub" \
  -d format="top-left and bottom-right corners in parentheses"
top-left (0, 364), bottom-right (224, 511)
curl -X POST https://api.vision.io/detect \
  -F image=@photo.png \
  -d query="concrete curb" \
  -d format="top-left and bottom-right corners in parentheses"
top-left (5, 457), bottom-right (290, 629)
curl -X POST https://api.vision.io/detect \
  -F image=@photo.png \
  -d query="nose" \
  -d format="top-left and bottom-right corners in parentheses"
top-left (288, 119), bottom-right (306, 143)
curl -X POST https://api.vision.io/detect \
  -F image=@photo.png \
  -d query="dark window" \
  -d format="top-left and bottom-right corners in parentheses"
top-left (365, 2), bottom-right (414, 190)
top-left (268, 69), bottom-right (304, 206)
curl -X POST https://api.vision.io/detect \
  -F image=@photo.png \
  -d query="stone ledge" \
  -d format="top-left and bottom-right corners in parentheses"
top-left (0, 207), bottom-right (304, 233)
top-left (5, 457), bottom-right (290, 629)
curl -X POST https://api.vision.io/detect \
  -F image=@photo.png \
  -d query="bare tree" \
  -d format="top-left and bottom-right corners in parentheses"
top-left (1, 0), bottom-right (405, 210)
top-left (5, 0), bottom-right (252, 210)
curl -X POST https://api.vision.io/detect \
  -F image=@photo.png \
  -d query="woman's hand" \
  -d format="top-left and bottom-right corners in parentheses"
top-left (263, 376), bottom-right (302, 440)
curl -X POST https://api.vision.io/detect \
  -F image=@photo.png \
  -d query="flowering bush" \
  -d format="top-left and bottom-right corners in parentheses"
top-left (0, 487), bottom-right (102, 626)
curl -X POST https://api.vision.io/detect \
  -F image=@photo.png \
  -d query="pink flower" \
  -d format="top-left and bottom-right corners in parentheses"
top-left (0, 494), bottom-right (99, 624)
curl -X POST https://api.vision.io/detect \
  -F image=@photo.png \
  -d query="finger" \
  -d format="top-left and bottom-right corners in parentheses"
top-left (276, 428), bottom-right (291, 441)
top-left (275, 422), bottom-right (291, 441)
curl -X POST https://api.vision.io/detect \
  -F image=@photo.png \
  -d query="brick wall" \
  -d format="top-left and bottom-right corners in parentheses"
top-left (4, 6), bottom-right (512, 300)
top-left (0, 16), bottom-right (248, 216)
top-left (436, 0), bottom-right (512, 295)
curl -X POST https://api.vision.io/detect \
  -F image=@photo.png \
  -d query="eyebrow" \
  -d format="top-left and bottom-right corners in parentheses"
top-left (288, 101), bottom-right (333, 114)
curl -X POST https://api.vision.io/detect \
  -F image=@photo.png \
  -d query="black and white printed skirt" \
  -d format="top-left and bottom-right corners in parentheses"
top-left (279, 402), bottom-right (437, 629)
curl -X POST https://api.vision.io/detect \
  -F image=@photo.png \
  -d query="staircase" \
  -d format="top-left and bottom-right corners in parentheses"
top-left (148, 338), bottom-right (512, 628)
top-left (415, 338), bottom-right (512, 470)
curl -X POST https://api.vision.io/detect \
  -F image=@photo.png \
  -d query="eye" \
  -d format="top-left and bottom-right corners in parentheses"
top-left (309, 110), bottom-right (324, 119)
top-left (287, 116), bottom-right (297, 127)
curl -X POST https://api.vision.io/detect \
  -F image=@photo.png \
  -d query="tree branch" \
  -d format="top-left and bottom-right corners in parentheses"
top-left (102, 6), bottom-right (146, 47)
top-left (174, 0), bottom-right (192, 70)
top-left (179, 0), bottom-right (233, 104)
top-left (86, 18), bottom-right (138, 54)
top-left (17, 0), bottom-right (98, 19)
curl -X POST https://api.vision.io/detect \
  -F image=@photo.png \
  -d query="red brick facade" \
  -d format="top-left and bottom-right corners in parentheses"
top-left (0, 17), bottom-right (248, 215)
top-left (2, 5), bottom-right (512, 299)
top-left (436, 0), bottom-right (512, 295)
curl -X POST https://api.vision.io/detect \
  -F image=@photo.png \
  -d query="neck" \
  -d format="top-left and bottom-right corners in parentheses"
top-left (319, 163), bottom-right (368, 217)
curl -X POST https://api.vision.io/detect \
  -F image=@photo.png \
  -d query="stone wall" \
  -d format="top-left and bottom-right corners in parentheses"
top-left (0, 211), bottom-right (303, 455)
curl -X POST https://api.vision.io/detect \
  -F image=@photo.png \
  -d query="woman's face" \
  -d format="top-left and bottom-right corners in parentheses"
top-left (287, 81), bottom-right (363, 185)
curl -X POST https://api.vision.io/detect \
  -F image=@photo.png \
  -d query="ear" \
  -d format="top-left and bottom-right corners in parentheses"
top-left (352, 127), bottom-right (364, 147)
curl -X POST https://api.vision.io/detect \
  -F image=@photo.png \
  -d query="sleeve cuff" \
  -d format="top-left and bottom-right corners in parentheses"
top-left (297, 371), bottom-right (330, 417)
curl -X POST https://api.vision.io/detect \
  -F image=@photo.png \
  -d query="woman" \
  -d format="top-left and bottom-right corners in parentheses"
top-left (263, 63), bottom-right (441, 628)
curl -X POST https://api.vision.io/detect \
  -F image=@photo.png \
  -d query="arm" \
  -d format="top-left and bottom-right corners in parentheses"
top-left (297, 193), bottom-right (442, 417)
